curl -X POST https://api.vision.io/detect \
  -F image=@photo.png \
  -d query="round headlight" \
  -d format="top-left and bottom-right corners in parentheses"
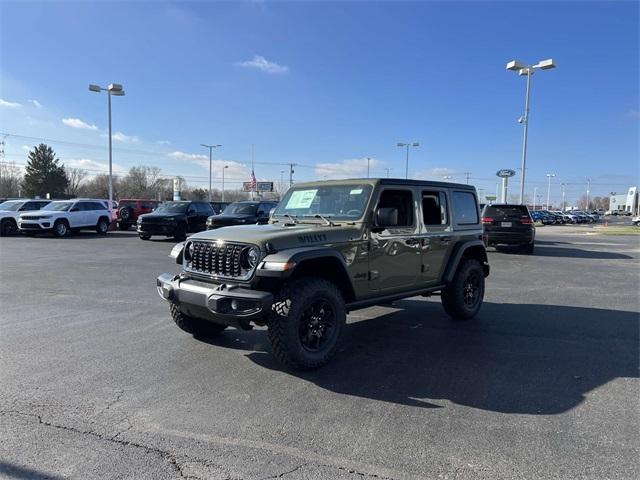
top-left (185, 241), bottom-right (194, 261)
top-left (246, 246), bottom-right (260, 268)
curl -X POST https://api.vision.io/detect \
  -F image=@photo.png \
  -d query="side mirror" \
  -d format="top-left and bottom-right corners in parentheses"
top-left (376, 207), bottom-right (398, 228)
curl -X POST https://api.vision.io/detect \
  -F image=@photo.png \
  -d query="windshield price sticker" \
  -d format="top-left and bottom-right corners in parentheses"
top-left (286, 189), bottom-right (318, 209)
top-left (349, 188), bottom-right (363, 195)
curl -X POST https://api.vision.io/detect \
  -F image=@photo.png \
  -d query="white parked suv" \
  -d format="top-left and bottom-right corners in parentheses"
top-left (0, 199), bottom-right (52, 236)
top-left (18, 199), bottom-right (111, 237)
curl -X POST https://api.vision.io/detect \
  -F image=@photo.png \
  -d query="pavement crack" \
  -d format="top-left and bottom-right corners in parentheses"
top-left (0, 409), bottom-right (217, 480)
top-left (259, 463), bottom-right (308, 479)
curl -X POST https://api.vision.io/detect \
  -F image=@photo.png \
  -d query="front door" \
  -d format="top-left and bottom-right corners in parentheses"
top-left (368, 188), bottom-right (422, 292)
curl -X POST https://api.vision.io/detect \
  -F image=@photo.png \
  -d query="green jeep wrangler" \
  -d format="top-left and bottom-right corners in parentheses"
top-left (157, 179), bottom-right (489, 369)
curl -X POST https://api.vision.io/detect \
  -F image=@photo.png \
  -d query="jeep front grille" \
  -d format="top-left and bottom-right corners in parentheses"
top-left (185, 240), bottom-right (249, 279)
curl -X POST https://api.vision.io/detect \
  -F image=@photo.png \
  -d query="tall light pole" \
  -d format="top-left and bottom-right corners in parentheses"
top-left (200, 143), bottom-right (222, 202)
top-left (533, 186), bottom-right (538, 210)
top-left (586, 178), bottom-right (591, 210)
top-left (366, 157), bottom-right (372, 178)
top-left (221, 165), bottom-right (229, 202)
top-left (506, 58), bottom-right (557, 205)
top-left (561, 183), bottom-right (566, 211)
top-left (397, 142), bottom-right (419, 179)
top-left (546, 173), bottom-right (556, 209)
top-left (385, 167), bottom-right (392, 178)
top-left (89, 83), bottom-right (125, 213)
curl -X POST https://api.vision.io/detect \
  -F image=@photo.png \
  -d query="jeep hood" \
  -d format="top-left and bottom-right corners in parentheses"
top-left (189, 222), bottom-right (364, 250)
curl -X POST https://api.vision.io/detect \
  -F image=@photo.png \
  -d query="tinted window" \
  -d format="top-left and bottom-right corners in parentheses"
top-left (74, 202), bottom-right (90, 211)
top-left (452, 191), bottom-right (479, 225)
top-left (197, 202), bottom-right (213, 215)
top-left (484, 205), bottom-right (530, 218)
top-left (155, 202), bottom-right (189, 214)
top-left (224, 203), bottom-right (259, 215)
top-left (90, 202), bottom-right (107, 210)
top-left (422, 191), bottom-right (448, 226)
top-left (21, 202), bottom-right (40, 211)
top-left (378, 189), bottom-right (414, 227)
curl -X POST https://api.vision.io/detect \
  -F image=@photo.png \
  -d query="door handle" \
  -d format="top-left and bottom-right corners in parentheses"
top-left (440, 236), bottom-right (452, 243)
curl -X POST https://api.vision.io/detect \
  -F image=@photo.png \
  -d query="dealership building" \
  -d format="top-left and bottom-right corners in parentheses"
top-left (609, 186), bottom-right (638, 214)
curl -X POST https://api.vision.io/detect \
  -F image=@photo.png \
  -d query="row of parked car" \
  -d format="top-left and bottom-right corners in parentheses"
top-left (530, 209), bottom-right (601, 225)
top-left (0, 197), bottom-right (279, 239)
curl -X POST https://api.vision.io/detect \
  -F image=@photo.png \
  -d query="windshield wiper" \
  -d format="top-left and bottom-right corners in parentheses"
top-left (302, 214), bottom-right (336, 226)
top-left (274, 213), bottom-right (299, 224)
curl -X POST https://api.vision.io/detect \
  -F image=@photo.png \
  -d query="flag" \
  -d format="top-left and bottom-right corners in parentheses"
top-left (250, 170), bottom-right (257, 191)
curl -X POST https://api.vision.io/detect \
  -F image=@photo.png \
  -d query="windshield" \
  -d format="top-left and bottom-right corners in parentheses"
top-left (273, 184), bottom-right (373, 221)
top-left (154, 202), bottom-right (189, 214)
top-left (43, 201), bottom-right (73, 212)
top-left (0, 200), bottom-right (26, 211)
top-left (223, 203), bottom-right (258, 215)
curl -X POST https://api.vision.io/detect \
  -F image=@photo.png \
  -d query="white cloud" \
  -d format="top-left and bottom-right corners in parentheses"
top-left (314, 158), bottom-right (381, 179)
top-left (64, 158), bottom-right (124, 174)
top-left (62, 117), bottom-right (98, 130)
top-left (156, 140), bottom-right (172, 145)
top-left (21, 145), bottom-right (30, 151)
top-left (167, 151), bottom-right (248, 179)
top-left (111, 131), bottom-right (139, 143)
top-left (235, 55), bottom-right (289, 74)
top-left (415, 167), bottom-right (458, 179)
top-left (28, 99), bottom-right (42, 108)
top-left (0, 98), bottom-right (22, 108)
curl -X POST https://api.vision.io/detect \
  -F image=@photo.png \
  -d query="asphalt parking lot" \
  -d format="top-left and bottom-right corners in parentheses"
top-left (1, 225), bottom-right (638, 480)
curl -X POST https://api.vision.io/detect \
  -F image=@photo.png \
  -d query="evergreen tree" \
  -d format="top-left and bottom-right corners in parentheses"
top-left (22, 144), bottom-right (68, 198)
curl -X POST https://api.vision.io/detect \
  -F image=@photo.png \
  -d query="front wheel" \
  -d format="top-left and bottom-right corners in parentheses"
top-left (53, 220), bottom-right (69, 237)
top-left (0, 219), bottom-right (16, 236)
top-left (170, 303), bottom-right (227, 337)
top-left (441, 259), bottom-right (485, 320)
top-left (267, 278), bottom-right (346, 370)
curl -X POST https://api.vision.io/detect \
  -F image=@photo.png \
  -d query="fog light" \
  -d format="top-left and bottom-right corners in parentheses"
top-left (230, 299), bottom-right (239, 311)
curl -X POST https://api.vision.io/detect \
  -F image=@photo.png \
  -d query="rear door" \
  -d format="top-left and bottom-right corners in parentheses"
top-left (418, 190), bottom-right (453, 285)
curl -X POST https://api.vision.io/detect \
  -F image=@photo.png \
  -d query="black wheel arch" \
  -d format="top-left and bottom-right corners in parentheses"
top-left (442, 239), bottom-right (490, 284)
top-left (257, 247), bottom-right (356, 303)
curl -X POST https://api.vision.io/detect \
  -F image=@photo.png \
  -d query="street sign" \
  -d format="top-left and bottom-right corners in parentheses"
top-left (496, 169), bottom-right (516, 178)
top-left (243, 181), bottom-right (273, 193)
top-left (485, 195), bottom-right (497, 201)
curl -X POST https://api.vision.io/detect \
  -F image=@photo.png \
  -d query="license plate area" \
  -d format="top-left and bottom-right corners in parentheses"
top-left (501, 221), bottom-right (512, 227)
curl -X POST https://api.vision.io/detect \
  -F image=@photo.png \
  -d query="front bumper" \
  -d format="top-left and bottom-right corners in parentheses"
top-left (156, 273), bottom-right (273, 329)
top-left (138, 223), bottom-right (177, 235)
top-left (18, 220), bottom-right (53, 231)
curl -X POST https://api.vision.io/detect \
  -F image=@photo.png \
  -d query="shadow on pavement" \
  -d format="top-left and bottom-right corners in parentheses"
top-left (199, 301), bottom-right (639, 414)
top-left (0, 461), bottom-right (64, 480)
top-left (496, 244), bottom-right (632, 259)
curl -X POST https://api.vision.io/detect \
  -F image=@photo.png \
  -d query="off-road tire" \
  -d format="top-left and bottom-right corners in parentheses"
top-left (53, 219), bottom-right (69, 237)
top-left (119, 206), bottom-right (133, 222)
top-left (139, 234), bottom-right (151, 240)
top-left (96, 217), bottom-right (109, 235)
top-left (170, 303), bottom-right (227, 337)
top-left (0, 219), bottom-right (17, 236)
top-left (174, 222), bottom-right (187, 241)
top-left (118, 222), bottom-right (130, 231)
top-left (441, 259), bottom-right (485, 321)
top-left (267, 277), bottom-right (346, 370)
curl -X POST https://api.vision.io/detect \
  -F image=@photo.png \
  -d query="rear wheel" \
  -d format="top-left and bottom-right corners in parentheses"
top-left (139, 234), bottom-right (151, 240)
top-left (170, 303), bottom-right (227, 337)
top-left (96, 217), bottom-right (109, 235)
top-left (53, 220), bottom-right (69, 237)
top-left (267, 278), bottom-right (346, 370)
top-left (441, 259), bottom-right (485, 320)
top-left (0, 219), bottom-right (17, 236)
top-left (118, 222), bottom-right (130, 231)
top-left (174, 223), bottom-right (187, 241)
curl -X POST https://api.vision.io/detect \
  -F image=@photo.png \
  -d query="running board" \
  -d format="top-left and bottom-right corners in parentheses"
top-left (346, 285), bottom-right (446, 312)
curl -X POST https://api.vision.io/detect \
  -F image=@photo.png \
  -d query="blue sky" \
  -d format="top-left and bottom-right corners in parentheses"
top-left (1, 0), bottom-right (638, 203)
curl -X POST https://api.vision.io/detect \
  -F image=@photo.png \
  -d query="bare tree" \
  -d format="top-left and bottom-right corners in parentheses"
top-left (79, 174), bottom-right (118, 199)
top-left (65, 168), bottom-right (88, 197)
top-left (0, 161), bottom-right (23, 198)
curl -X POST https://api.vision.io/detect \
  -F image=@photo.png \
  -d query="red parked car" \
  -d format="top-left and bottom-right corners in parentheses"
top-left (116, 199), bottom-right (159, 230)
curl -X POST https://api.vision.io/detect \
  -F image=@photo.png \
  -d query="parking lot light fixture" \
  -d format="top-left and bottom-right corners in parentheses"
top-left (89, 82), bottom-right (126, 216)
top-left (201, 144), bottom-right (222, 202)
top-left (397, 142), bottom-right (420, 179)
top-left (506, 58), bottom-right (556, 205)
top-left (546, 173), bottom-right (556, 209)
top-left (222, 165), bottom-right (229, 202)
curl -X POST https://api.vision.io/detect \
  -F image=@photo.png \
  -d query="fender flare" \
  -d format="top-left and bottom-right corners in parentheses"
top-left (256, 246), bottom-right (350, 280)
top-left (442, 239), bottom-right (489, 284)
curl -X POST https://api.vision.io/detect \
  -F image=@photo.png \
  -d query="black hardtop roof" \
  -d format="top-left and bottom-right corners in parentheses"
top-left (292, 177), bottom-right (476, 190)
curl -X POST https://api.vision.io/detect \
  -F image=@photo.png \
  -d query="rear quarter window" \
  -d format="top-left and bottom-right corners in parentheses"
top-left (452, 191), bottom-right (479, 225)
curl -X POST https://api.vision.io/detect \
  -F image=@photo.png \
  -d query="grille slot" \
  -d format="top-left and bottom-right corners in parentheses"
top-left (187, 240), bottom-right (248, 279)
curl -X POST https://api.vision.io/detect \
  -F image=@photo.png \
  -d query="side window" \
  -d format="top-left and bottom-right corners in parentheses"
top-left (377, 189), bottom-right (414, 227)
top-left (74, 202), bottom-right (87, 211)
top-left (257, 204), bottom-right (269, 216)
top-left (198, 203), bottom-right (213, 215)
top-left (22, 202), bottom-right (37, 211)
top-left (422, 191), bottom-right (448, 226)
top-left (452, 191), bottom-right (479, 225)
